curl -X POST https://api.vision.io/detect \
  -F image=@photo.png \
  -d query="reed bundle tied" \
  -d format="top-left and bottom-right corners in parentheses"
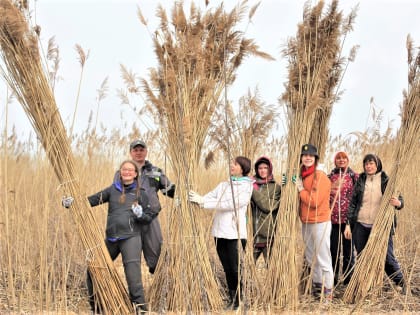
top-left (263, 0), bottom-right (355, 309)
top-left (0, 1), bottom-right (132, 313)
top-left (139, 1), bottom-right (272, 312)
top-left (343, 36), bottom-right (420, 303)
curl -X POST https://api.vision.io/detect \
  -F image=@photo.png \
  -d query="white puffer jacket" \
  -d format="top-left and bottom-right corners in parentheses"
top-left (202, 178), bottom-right (253, 239)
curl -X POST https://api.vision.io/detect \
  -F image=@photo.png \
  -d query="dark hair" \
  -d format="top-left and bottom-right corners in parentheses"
top-left (235, 156), bottom-right (251, 176)
top-left (362, 154), bottom-right (382, 173)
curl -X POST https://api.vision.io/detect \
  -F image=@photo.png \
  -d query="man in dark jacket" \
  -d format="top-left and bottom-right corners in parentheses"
top-left (126, 140), bottom-right (175, 274)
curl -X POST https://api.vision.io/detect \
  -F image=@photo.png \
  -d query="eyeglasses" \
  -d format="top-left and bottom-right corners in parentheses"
top-left (121, 168), bottom-right (136, 173)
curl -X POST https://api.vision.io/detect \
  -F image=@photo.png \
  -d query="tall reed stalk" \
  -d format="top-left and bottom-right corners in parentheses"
top-left (263, 0), bottom-right (355, 309)
top-left (343, 36), bottom-right (419, 303)
top-left (138, 1), bottom-right (273, 311)
top-left (0, 1), bottom-right (132, 313)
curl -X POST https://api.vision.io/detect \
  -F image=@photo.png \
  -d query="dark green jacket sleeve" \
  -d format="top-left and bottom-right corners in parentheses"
top-left (251, 183), bottom-right (281, 214)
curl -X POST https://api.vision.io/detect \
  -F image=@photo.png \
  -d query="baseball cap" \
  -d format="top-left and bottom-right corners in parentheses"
top-left (130, 140), bottom-right (147, 150)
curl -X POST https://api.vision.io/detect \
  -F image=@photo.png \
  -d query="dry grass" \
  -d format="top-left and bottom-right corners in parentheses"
top-left (0, 1), bottom-right (132, 313)
top-left (0, 119), bottom-right (419, 314)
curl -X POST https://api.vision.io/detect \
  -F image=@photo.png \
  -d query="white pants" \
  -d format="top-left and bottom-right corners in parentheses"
top-left (302, 221), bottom-right (334, 289)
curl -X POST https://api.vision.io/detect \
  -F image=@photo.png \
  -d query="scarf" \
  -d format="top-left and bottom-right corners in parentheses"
top-left (231, 176), bottom-right (252, 182)
top-left (301, 164), bottom-right (315, 179)
top-left (252, 174), bottom-right (274, 190)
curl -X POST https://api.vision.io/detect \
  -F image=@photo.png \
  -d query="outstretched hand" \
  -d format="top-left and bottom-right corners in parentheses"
top-left (188, 190), bottom-right (204, 207)
top-left (62, 196), bottom-right (74, 208)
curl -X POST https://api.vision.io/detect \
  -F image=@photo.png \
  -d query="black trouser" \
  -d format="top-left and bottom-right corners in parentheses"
top-left (330, 223), bottom-right (355, 284)
top-left (215, 238), bottom-right (246, 291)
top-left (87, 236), bottom-right (146, 311)
top-left (353, 222), bottom-right (404, 286)
top-left (253, 243), bottom-right (268, 262)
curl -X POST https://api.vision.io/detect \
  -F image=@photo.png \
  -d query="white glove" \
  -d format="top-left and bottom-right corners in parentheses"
top-left (62, 196), bottom-right (74, 208)
top-left (294, 177), bottom-right (304, 192)
top-left (188, 190), bottom-right (204, 206)
top-left (132, 204), bottom-right (143, 218)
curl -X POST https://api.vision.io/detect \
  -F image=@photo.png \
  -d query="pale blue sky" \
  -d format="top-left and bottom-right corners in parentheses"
top-left (2, 0), bottom-right (419, 140)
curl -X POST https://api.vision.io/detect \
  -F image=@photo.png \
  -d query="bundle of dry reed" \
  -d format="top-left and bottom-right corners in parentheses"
top-left (343, 36), bottom-right (419, 303)
top-left (138, 1), bottom-right (273, 312)
top-left (0, 1), bottom-right (132, 313)
top-left (262, 0), bottom-right (356, 309)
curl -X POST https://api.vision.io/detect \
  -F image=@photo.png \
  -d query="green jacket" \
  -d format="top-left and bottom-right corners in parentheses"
top-left (251, 181), bottom-right (281, 243)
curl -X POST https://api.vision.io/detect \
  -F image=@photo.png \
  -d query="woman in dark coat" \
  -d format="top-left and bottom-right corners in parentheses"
top-left (63, 160), bottom-right (153, 314)
top-left (344, 154), bottom-right (406, 291)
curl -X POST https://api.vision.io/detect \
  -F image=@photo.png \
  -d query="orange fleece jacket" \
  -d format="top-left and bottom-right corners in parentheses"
top-left (299, 170), bottom-right (331, 223)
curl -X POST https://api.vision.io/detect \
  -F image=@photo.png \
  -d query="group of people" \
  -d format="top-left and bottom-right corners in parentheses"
top-left (62, 140), bottom-right (407, 313)
top-left (189, 143), bottom-right (406, 307)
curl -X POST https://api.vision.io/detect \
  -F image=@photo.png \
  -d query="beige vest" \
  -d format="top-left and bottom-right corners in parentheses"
top-left (357, 173), bottom-right (382, 225)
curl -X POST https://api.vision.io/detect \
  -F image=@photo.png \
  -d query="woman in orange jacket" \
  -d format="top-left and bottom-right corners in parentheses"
top-left (294, 144), bottom-right (334, 301)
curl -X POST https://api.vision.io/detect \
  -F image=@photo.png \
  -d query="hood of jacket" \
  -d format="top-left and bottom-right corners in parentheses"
top-left (254, 156), bottom-right (273, 180)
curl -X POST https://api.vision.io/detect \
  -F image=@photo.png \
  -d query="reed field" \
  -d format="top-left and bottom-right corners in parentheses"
top-left (0, 130), bottom-right (419, 315)
top-left (0, 0), bottom-right (419, 314)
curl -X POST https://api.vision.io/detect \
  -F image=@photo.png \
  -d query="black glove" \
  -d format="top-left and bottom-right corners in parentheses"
top-left (136, 212), bottom-right (155, 224)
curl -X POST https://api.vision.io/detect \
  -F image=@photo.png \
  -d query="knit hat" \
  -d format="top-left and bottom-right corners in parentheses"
top-left (333, 151), bottom-right (349, 167)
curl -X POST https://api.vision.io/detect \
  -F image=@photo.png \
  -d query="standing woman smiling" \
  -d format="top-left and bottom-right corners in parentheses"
top-left (62, 160), bottom-right (153, 314)
top-left (188, 156), bottom-right (253, 310)
top-left (293, 144), bottom-right (334, 301)
top-left (344, 154), bottom-right (406, 292)
top-left (328, 151), bottom-right (358, 286)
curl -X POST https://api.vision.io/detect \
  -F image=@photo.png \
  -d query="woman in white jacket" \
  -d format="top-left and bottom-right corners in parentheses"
top-left (189, 156), bottom-right (253, 310)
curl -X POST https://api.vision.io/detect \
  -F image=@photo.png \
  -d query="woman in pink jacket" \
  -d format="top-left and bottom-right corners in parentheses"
top-left (328, 151), bottom-right (358, 286)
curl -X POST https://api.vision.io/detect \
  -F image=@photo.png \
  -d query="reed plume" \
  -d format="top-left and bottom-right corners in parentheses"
top-left (0, 1), bottom-right (132, 313)
top-left (209, 87), bottom-right (279, 159)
